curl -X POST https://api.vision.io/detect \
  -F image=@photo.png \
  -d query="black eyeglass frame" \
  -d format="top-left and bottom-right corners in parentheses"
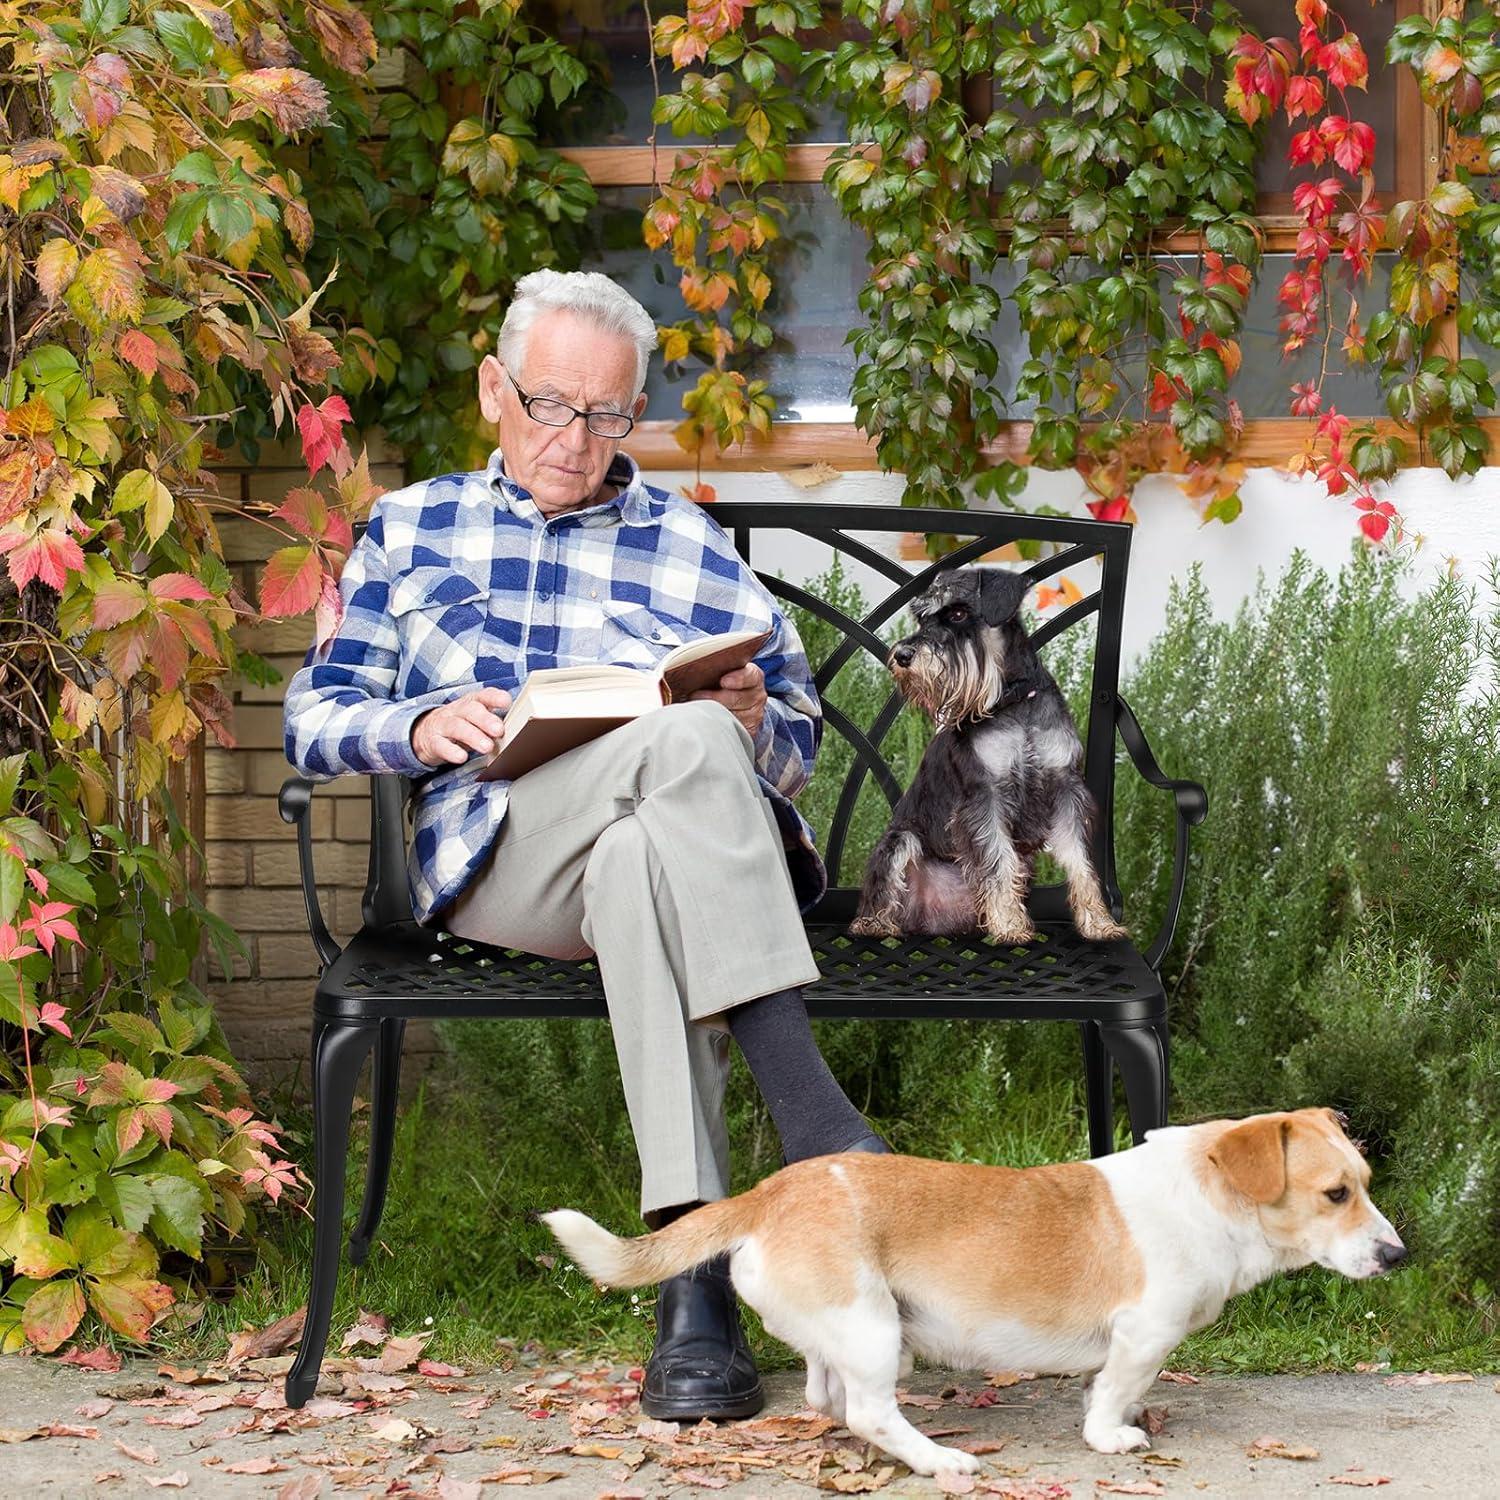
top-left (504, 368), bottom-right (637, 439)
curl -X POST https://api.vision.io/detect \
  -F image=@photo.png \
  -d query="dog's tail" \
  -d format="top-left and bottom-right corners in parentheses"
top-left (541, 1197), bottom-right (754, 1288)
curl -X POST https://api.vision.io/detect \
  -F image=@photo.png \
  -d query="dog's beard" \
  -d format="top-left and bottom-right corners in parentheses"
top-left (892, 633), bottom-right (1006, 727)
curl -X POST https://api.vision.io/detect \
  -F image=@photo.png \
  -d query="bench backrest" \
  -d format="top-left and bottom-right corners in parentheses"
top-left (357, 503), bottom-right (1132, 930)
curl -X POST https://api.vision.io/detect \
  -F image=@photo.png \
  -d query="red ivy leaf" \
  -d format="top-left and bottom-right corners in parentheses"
top-left (260, 543), bottom-right (324, 618)
top-left (118, 329), bottom-right (159, 378)
top-left (295, 395), bottom-right (352, 477)
top-left (0, 527), bottom-right (86, 591)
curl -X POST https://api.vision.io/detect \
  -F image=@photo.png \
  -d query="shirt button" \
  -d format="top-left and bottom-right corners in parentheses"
top-left (538, 591), bottom-right (551, 603)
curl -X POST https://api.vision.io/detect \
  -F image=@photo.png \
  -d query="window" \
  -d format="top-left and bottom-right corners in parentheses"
top-left (531, 3), bottom-right (1455, 469)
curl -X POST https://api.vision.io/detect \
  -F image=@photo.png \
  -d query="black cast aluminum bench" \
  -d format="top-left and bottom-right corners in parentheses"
top-left (277, 502), bottom-right (1207, 1408)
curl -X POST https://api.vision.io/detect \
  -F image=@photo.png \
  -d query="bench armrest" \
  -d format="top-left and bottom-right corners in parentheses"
top-left (279, 776), bottom-right (342, 970)
top-left (1115, 696), bottom-right (1207, 971)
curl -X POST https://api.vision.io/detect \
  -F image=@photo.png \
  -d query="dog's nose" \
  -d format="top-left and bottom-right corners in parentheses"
top-left (1376, 1238), bottom-right (1408, 1270)
top-left (890, 643), bottom-right (915, 668)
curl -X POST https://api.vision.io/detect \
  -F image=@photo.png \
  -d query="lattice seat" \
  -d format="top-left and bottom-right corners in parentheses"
top-left (317, 920), bottom-right (1164, 1024)
top-left (278, 502), bottom-right (1207, 1411)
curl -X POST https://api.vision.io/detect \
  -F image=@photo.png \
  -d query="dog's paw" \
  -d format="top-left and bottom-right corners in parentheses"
top-left (927, 1447), bottom-right (982, 1478)
top-left (1076, 912), bottom-right (1128, 943)
top-left (984, 921), bottom-right (1036, 946)
top-left (1083, 1422), bottom-right (1150, 1455)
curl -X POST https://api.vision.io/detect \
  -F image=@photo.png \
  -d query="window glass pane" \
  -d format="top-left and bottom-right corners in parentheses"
top-left (1233, 0), bottom-right (1399, 197)
top-left (541, 3), bottom-right (845, 148)
top-left (1228, 252), bottom-right (1392, 417)
top-left (582, 185), bottom-right (863, 420)
top-left (980, 251), bottom-right (1393, 419)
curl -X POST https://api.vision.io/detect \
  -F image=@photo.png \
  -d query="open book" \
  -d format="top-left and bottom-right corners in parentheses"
top-left (476, 626), bottom-right (773, 782)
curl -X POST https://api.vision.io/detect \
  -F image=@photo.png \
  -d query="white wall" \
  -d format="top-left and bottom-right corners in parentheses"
top-left (651, 463), bottom-right (1500, 666)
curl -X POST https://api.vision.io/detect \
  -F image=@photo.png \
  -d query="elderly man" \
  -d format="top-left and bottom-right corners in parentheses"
top-left (283, 269), bottom-right (886, 1421)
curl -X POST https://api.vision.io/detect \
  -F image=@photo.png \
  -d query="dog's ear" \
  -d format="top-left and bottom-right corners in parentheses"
top-left (1209, 1115), bottom-right (1290, 1204)
top-left (977, 567), bottom-right (1030, 627)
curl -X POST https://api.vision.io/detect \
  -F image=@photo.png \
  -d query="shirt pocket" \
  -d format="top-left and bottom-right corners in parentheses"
top-left (388, 567), bottom-right (489, 690)
top-left (596, 601), bottom-right (690, 670)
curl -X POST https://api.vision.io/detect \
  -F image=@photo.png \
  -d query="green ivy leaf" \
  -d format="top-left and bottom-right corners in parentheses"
top-left (146, 1174), bottom-right (205, 1259)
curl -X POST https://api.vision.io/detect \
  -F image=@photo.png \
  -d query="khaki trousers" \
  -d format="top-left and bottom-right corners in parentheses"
top-left (441, 699), bottom-right (822, 1214)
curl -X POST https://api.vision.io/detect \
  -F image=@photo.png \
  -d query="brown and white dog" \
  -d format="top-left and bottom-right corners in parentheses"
top-left (545, 1109), bottom-right (1405, 1475)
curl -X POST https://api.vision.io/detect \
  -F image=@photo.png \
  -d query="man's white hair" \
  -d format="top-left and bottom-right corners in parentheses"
top-left (499, 269), bottom-right (657, 401)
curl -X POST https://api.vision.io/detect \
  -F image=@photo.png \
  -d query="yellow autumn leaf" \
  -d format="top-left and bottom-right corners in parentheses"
top-left (33, 239), bottom-right (79, 303)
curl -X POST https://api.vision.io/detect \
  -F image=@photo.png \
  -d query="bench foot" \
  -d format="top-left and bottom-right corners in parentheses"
top-left (285, 1370), bottom-right (319, 1410)
top-left (285, 1018), bottom-right (379, 1413)
top-left (348, 1018), bottom-right (405, 1265)
top-left (1098, 1018), bottom-right (1169, 1145)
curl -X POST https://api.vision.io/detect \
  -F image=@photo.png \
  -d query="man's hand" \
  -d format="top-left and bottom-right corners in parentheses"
top-left (412, 686), bottom-right (511, 767)
top-left (688, 661), bottom-right (767, 739)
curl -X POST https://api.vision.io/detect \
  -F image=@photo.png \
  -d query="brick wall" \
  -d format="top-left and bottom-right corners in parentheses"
top-left (202, 431), bottom-right (450, 1092)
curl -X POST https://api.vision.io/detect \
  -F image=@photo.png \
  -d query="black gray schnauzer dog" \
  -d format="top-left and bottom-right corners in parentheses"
top-left (852, 566), bottom-right (1126, 945)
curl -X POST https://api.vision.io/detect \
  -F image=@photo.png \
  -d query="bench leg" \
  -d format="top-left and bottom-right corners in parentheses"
top-left (349, 1018), bottom-right (405, 1266)
top-left (286, 1019), bottom-right (378, 1410)
top-left (1080, 1022), bottom-right (1115, 1158)
top-left (1098, 1018), bottom-right (1169, 1146)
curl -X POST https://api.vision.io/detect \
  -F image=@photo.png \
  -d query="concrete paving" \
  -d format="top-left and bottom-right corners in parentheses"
top-left (0, 1355), bottom-right (1495, 1499)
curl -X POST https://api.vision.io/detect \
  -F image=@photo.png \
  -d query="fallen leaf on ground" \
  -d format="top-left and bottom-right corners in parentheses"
top-left (958, 1439), bottom-right (1010, 1455)
top-left (419, 1359), bottom-right (466, 1377)
top-left (145, 1410), bottom-right (203, 1429)
top-left (1383, 1371), bottom-right (1473, 1388)
top-left (436, 1478), bottom-right (483, 1499)
top-left (635, 1417), bottom-right (681, 1443)
top-left (60, 1346), bottom-right (122, 1373)
top-left (226, 1308), bottom-right (306, 1366)
top-left (277, 1475), bottom-right (324, 1499)
top-left (1247, 1437), bottom-right (1319, 1461)
top-left (156, 1364), bottom-right (217, 1384)
top-left (1353, 1361), bottom-right (1390, 1374)
top-left (985, 1370), bottom-right (1037, 1387)
top-left (41, 1423), bottom-right (99, 1438)
top-left (736, 1413), bottom-right (837, 1442)
top-left (935, 1472), bottom-right (976, 1495)
top-left (1097, 1482), bottom-right (1164, 1496)
top-left (370, 1417), bottom-right (418, 1444)
top-left (376, 1331), bottom-right (434, 1374)
top-left (597, 1490), bottom-right (647, 1499)
top-left (115, 1439), bottom-right (159, 1465)
top-left (824, 1470), bottom-right (893, 1494)
top-left (1141, 1454), bottom-right (1185, 1467)
top-left (481, 1434), bottom-right (522, 1449)
top-left (145, 1474), bottom-right (189, 1489)
top-left (898, 1391), bottom-right (945, 1410)
top-left (340, 1308), bottom-right (391, 1351)
top-left (478, 1467), bottom-right (566, 1484)
top-left (572, 1442), bottom-right (624, 1459)
top-left (74, 1399), bottom-right (114, 1419)
top-left (678, 1471), bottom-right (731, 1489)
top-left (92, 1472), bottom-right (122, 1485)
top-left (222, 1456), bottom-right (287, 1474)
top-left (1328, 1475), bottom-right (1392, 1488)
top-left (1157, 1371), bottom-right (1199, 1385)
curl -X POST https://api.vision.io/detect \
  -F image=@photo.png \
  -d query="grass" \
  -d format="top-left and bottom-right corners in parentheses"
top-left (163, 1065), bottom-right (1500, 1377)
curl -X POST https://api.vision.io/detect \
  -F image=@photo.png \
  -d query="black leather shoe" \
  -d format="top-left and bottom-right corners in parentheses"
top-left (640, 1253), bottom-right (764, 1421)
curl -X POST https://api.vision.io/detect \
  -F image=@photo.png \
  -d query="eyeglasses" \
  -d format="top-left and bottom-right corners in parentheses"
top-left (505, 369), bottom-right (636, 439)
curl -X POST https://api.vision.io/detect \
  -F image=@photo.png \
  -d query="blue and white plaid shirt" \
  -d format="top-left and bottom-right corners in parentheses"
top-left (282, 445), bottom-right (827, 928)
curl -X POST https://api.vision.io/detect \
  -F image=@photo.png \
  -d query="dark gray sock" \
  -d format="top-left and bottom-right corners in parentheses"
top-left (725, 986), bottom-right (874, 1163)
